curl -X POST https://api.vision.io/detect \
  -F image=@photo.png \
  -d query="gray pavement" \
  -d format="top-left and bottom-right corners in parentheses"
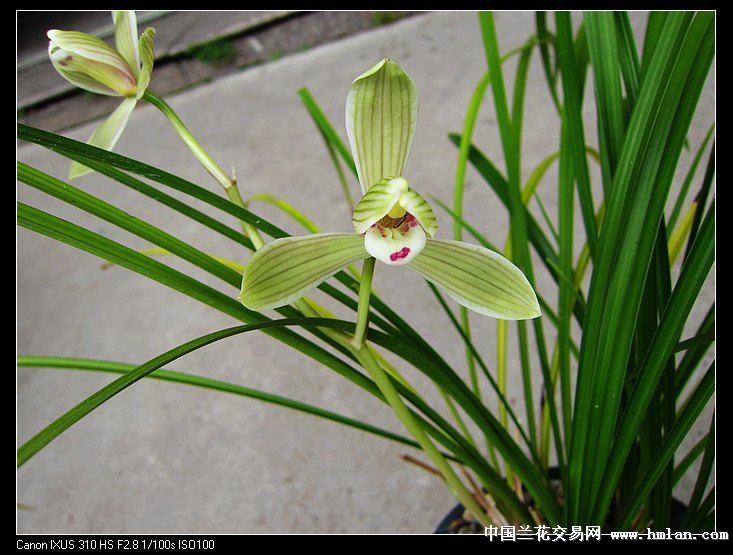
top-left (18, 11), bottom-right (416, 131)
top-left (17, 11), bottom-right (715, 533)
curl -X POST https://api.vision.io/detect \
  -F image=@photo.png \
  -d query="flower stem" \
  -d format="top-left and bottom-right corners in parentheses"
top-left (142, 93), bottom-right (475, 520)
top-left (353, 347), bottom-right (493, 527)
top-left (143, 90), bottom-right (261, 243)
top-left (143, 90), bottom-right (234, 190)
top-left (351, 257), bottom-right (376, 349)
top-left (225, 184), bottom-right (265, 249)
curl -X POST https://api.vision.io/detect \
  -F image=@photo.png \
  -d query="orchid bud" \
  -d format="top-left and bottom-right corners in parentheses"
top-left (46, 11), bottom-right (155, 178)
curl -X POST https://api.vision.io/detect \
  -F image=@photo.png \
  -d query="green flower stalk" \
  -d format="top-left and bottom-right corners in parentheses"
top-left (48, 11), bottom-right (247, 235)
top-left (240, 60), bottom-right (541, 526)
top-left (48, 11), bottom-right (155, 179)
top-left (240, 59), bottom-right (541, 325)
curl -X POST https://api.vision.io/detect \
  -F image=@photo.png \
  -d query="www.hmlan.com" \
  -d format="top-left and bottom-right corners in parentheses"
top-left (484, 525), bottom-right (729, 541)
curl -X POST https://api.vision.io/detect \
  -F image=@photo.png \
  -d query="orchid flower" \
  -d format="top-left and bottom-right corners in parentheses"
top-left (240, 59), bottom-right (540, 322)
top-left (47, 11), bottom-right (155, 179)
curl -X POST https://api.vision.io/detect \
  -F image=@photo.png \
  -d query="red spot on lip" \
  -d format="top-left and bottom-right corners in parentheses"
top-left (390, 247), bottom-right (411, 262)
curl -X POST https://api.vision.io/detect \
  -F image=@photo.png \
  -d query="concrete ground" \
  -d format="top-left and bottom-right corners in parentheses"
top-left (17, 11), bottom-right (715, 533)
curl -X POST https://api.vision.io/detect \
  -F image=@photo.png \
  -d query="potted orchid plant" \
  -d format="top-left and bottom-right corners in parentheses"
top-left (18, 10), bottom-right (716, 535)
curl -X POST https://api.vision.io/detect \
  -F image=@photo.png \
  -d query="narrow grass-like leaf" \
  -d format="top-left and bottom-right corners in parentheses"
top-left (668, 124), bottom-right (714, 230)
top-left (680, 414), bottom-right (715, 529)
top-left (18, 356), bottom-right (425, 456)
top-left (668, 202), bottom-right (698, 265)
top-left (17, 125), bottom-right (424, 351)
top-left (17, 317), bottom-right (358, 466)
top-left (616, 362), bottom-right (714, 529)
top-left (585, 11), bottom-right (626, 194)
top-left (449, 40), bottom-right (537, 400)
top-left (18, 124), bottom-right (289, 240)
top-left (676, 303), bottom-right (715, 395)
top-left (640, 11), bottom-right (668, 78)
top-left (614, 11), bottom-right (641, 108)
top-left (426, 282), bottom-right (538, 459)
top-left (535, 12), bottom-right (561, 111)
top-left (481, 12), bottom-right (557, 459)
top-left (684, 144), bottom-right (715, 261)
top-left (367, 328), bottom-right (559, 523)
top-left (453, 70), bottom-right (491, 242)
top-left (248, 193), bottom-right (320, 234)
top-left (587, 13), bottom-right (713, 515)
top-left (568, 11), bottom-right (711, 522)
top-left (104, 247), bottom-right (245, 274)
top-left (592, 204), bottom-right (714, 523)
top-left (18, 162), bottom-right (243, 289)
top-left (673, 434), bottom-right (707, 487)
top-left (556, 12), bottom-right (597, 255)
top-left (37, 151), bottom-right (256, 251)
top-left (557, 118), bottom-right (574, 449)
top-left (674, 330), bottom-right (714, 354)
top-left (298, 87), bottom-right (357, 177)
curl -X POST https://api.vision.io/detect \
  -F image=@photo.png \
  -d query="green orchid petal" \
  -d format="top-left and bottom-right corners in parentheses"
top-left (352, 177), bottom-right (409, 234)
top-left (408, 239), bottom-right (541, 319)
top-left (240, 233), bottom-right (368, 310)
top-left (47, 43), bottom-right (119, 96)
top-left (48, 30), bottom-right (137, 96)
top-left (345, 58), bottom-right (418, 193)
top-left (70, 97), bottom-right (137, 179)
top-left (136, 28), bottom-right (156, 99)
top-left (398, 188), bottom-right (438, 237)
top-left (113, 11), bottom-right (140, 77)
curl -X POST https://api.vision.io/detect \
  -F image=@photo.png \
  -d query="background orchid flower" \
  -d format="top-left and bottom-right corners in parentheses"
top-left (241, 59), bottom-right (540, 321)
top-left (47, 11), bottom-right (155, 179)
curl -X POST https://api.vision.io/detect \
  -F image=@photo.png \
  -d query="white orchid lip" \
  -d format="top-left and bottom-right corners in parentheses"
top-left (364, 212), bottom-right (426, 266)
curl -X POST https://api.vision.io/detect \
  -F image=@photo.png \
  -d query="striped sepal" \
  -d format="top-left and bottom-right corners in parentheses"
top-left (345, 59), bottom-right (418, 193)
top-left (409, 239), bottom-right (541, 319)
